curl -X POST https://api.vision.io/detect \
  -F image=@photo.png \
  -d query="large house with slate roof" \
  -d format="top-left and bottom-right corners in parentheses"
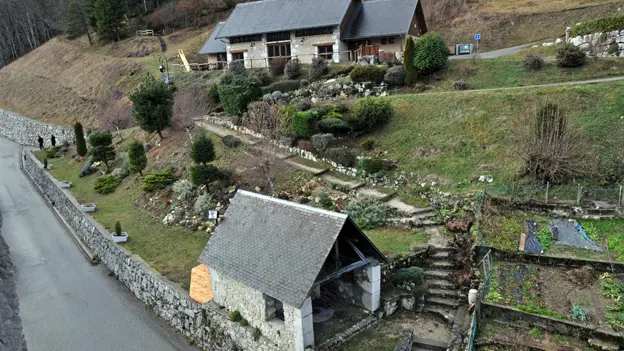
top-left (198, 190), bottom-right (387, 351)
top-left (198, 0), bottom-right (427, 68)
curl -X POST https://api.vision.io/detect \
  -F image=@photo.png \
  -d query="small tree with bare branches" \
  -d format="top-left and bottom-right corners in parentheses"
top-left (172, 84), bottom-right (215, 134)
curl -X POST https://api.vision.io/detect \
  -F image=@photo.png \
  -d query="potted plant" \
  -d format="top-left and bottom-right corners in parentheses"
top-left (81, 203), bottom-right (96, 213)
top-left (60, 181), bottom-right (72, 188)
top-left (111, 221), bottom-right (128, 243)
top-left (43, 158), bottom-right (52, 170)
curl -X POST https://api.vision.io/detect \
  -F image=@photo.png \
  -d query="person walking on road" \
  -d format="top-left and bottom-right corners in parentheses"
top-left (37, 136), bottom-right (44, 150)
top-left (50, 135), bottom-right (56, 147)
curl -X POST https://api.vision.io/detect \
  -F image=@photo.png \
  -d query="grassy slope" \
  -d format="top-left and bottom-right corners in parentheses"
top-left (371, 81), bottom-right (624, 187)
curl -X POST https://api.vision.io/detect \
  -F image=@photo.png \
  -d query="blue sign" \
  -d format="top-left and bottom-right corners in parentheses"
top-left (474, 33), bottom-right (481, 41)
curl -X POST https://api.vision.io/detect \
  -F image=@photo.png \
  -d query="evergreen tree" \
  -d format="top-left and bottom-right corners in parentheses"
top-left (129, 74), bottom-right (174, 139)
top-left (128, 141), bottom-right (147, 176)
top-left (403, 37), bottom-right (416, 86)
top-left (88, 131), bottom-right (115, 169)
top-left (90, 0), bottom-right (125, 42)
top-left (189, 164), bottom-right (220, 190)
top-left (64, 0), bottom-right (93, 44)
top-left (74, 121), bottom-right (88, 157)
top-left (190, 134), bottom-right (215, 165)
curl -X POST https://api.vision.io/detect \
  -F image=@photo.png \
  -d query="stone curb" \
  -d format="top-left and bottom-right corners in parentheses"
top-left (20, 149), bottom-right (99, 265)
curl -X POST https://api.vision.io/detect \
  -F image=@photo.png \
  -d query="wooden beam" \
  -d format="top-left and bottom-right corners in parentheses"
top-left (313, 258), bottom-right (372, 287)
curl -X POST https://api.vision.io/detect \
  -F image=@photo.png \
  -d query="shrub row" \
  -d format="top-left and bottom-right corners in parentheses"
top-left (571, 14), bottom-right (624, 37)
top-left (350, 65), bottom-right (386, 84)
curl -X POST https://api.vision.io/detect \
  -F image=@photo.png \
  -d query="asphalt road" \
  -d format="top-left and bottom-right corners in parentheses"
top-left (0, 137), bottom-right (198, 351)
top-left (450, 43), bottom-right (536, 59)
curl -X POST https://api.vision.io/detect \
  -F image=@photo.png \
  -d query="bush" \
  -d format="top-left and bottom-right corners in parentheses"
top-left (94, 174), bottom-right (120, 194)
top-left (278, 105), bottom-right (297, 134)
top-left (141, 169), bottom-right (175, 192)
top-left (317, 118), bottom-right (351, 134)
top-left (79, 156), bottom-right (94, 177)
top-left (173, 179), bottom-right (195, 203)
top-left (352, 98), bottom-right (393, 132)
top-left (191, 134), bottom-right (216, 164)
top-left (361, 138), bottom-right (375, 151)
top-left (392, 267), bottom-right (424, 286)
top-left (129, 74), bottom-right (174, 138)
top-left (218, 74), bottom-right (263, 115)
top-left (284, 59), bottom-right (301, 79)
top-left (358, 157), bottom-right (385, 174)
top-left (311, 133), bottom-right (335, 153)
top-left (292, 111), bottom-right (318, 138)
top-left (412, 33), bottom-right (450, 75)
top-left (384, 65), bottom-right (405, 86)
top-left (570, 304), bottom-right (590, 323)
top-left (349, 65), bottom-right (386, 84)
top-left (296, 98), bottom-right (311, 112)
top-left (88, 131), bottom-right (115, 169)
top-left (300, 79), bottom-right (309, 87)
top-left (75, 121), bottom-right (88, 157)
top-left (524, 53), bottom-right (545, 71)
top-left (206, 83), bottom-right (220, 104)
top-left (404, 37), bottom-right (416, 85)
top-left (128, 141), bottom-right (147, 176)
top-left (111, 167), bottom-right (129, 180)
top-left (45, 146), bottom-right (61, 159)
top-left (261, 80), bottom-right (301, 94)
top-left (189, 164), bottom-right (220, 189)
top-left (309, 57), bottom-right (329, 80)
top-left (571, 14), bottom-right (624, 37)
top-left (222, 135), bottom-right (242, 148)
top-left (312, 105), bottom-right (339, 119)
top-left (556, 45), bottom-right (586, 68)
top-left (325, 148), bottom-right (357, 167)
top-left (346, 198), bottom-right (392, 229)
top-left (228, 61), bottom-right (245, 75)
top-left (229, 311), bottom-right (242, 322)
top-left (453, 80), bottom-right (469, 90)
top-left (269, 58), bottom-right (288, 77)
top-left (316, 191), bottom-right (335, 210)
top-left (250, 70), bottom-right (273, 86)
top-left (194, 193), bottom-right (216, 215)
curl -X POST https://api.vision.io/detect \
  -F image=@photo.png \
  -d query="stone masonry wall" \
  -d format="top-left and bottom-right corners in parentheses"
top-left (0, 109), bottom-right (73, 146)
top-left (22, 151), bottom-right (281, 351)
top-left (568, 30), bottom-right (624, 57)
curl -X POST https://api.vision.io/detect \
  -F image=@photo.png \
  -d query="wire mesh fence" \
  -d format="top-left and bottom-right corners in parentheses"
top-left (481, 183), bottom-right (624, 207)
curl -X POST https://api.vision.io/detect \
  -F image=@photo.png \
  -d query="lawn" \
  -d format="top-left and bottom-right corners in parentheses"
top-left (370, 81), bottom-right (624, 187)
top-left (33, 149), bottom-right (208, 290)
top-left (364, 228), bottom-right (429, 256)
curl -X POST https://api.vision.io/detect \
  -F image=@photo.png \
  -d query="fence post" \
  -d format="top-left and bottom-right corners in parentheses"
top-left (545, 182), bottom-right (550, 204)
top-left (510, 182), bottom-right (516, 204)
top-left (619, 185), bottom-right (623, 208)
top-left (576, 183), bottom-right (582, 205)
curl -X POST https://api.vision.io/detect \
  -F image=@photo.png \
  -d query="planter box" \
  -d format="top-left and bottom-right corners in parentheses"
top-left (111, 232), bottom-right (128, 243)
top-left (60, 181), bottom-right (72, 188)
top-left (81, 203), bottom-right (96, 213)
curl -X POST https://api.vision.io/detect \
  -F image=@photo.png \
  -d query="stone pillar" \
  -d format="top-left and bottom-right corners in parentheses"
top-left (291, 297), bottom-right (314, 351)
top-left (566, 27), bottom-right (572, 42)
top-left (359, 262), bottom-right (381, 312)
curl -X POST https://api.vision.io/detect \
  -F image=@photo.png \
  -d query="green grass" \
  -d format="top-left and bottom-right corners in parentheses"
top-left (426, 57), bottom-right (624, 92)
top-left (365, 228), bottom-right (429, 255)
top-left (372, 82), bottom-right (624, 187)
top-left (33, 150), bottom-right (207, 290)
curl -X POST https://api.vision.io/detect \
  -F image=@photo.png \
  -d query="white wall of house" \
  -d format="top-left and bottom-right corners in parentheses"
top-left (210, 268), bottom-right (314, 350)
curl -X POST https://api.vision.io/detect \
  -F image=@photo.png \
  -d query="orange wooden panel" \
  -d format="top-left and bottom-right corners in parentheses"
top-left (190, 264), bottom-right (213, 303)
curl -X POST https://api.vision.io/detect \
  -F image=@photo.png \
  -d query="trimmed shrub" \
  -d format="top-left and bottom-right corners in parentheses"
top-left (349, 65), bottom-right (386, 84)
top-left (284, 59), bottom-right (301, 79)
top-left (128, 141), bottom-right (147, 176)
top-left (312, 105), bottom-right (339, 119)
top-left (191, 134), bottom-right (216, 164)
top-left (384, 65), bottom-right (405, 86)
top-left (352, 97), bottom-right (393, 132)
top-left (346, 198), bottom-right (392, 229)
top-left (173, 179), bottom-right (195, 203)
top-left (326, 65), bottom-right (354, 79)
top-left (75, 121), bottom-right (88, 157)
top-left (404, 37), bottom-right (416, 85)
top-left (218, 74), bottom-right (263, 115)
top-left (296, 98), bottom-right (312, 112)
top-left (292, 111), bottom-right (318, 138)
top-left (189, 164), bottom-right (220, 188)
top-left (309, 57), bottom-right (329, 80)
top-left (325, 147), bottom-right (357, 167)
top-left (45, 146), bottom-right (61, 159)
top-left (261, 80), bottom-right (301, 94)
top-left (228, 61), bottom-right (245, 75)
top-left (556, 44), bottom-right (586, 68)
top-left (311, 133), bottom-right (335, 153)
top-left (358, 157), bottom-right (385, 174)
top-left (278, 105), bottom-right (297, 134)
top-left (412, 33), bottom-right (450, 74)
top-left (316, 191), bottom-right (335, 210)
top-left (392, 267), bottom-right (425, 286)
top-left (206, 83), bottom-right (220, 104)
top-left (222, 135), bottom-right (242, 148)
top-left (269, 58), bottom-right (288, 77)
top-left (194, 193), bottom-right (216, 215)
top-left (114, 221), bottom-right (122, 236)
top-left (360, 138), bottom-right (375, 151)
top-left (571, 14), bottom-right (624, 37)
top-left (524, 53), bottom-right (545, 71)
top-left (141, 169), bottom-right (174, 192)
top-left (79, 156), bottom-right (94, 177)
top-left (453, 80), bottom-right (469, 90)
top-left (88, 131), bottom-right (115, 169)
top-left (316, 118), bottom-right (351, 134)
top-left (111, 167), bottom-right (129, 180)
top-left (94, 174), bottom-right (120, 194)
top-left (300, 79), bottom-right (310, 87)
top-left (251, 70), bottom-right (273, 86)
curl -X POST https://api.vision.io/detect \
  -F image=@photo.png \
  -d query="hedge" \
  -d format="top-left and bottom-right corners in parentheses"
top-left (217, 74), bottom-right (263, 115)
top-left (261, 80), bottom-right (301, 94)
top-left (571, 14), bottom-right (624, 37)
top-left (292, 111), bottom-right (319, 138)
top-left (349, 65), bottom-right (386, 84)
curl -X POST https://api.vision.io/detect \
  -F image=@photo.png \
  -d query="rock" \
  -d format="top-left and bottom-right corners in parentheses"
top-left (401, 296), bottom-right (416, 311)
top-left (542, 42), bottom-right (555, 47)
top-left (555, 38), bottom-right (563, 44)
top-left (254, 186), bottom-right (261, 192)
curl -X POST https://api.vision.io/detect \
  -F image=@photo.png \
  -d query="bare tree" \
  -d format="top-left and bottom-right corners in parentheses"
top-left (97, 88), bottom-right (133, 132)
top-left (172, 84), bottom-right (215, 136)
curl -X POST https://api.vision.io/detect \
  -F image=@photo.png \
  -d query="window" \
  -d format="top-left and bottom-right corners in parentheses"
top-left (295, 26), bottom-right (334, 37)
top-left (268, 43), bottom-right (291, 58)
top-left (317, 45), bottom-right (333, 60)
top-left (231, 52), bottom-right (244, 61)
top-left (389, 37), bottom-right (395, 44)
top-left (366, 39), bottom-right (372, 46)
top-left (230, 34), bottom-right (262, 44)
top-left (381, 38), bottom-right (387, 45)
top-left (267, 31), bottom-right (291, 42)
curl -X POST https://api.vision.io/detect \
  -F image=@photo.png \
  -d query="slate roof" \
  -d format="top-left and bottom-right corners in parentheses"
top-left (216, 0), bottom-right (352, 38)
top-left (198, 22), bottom-right (226, 54)
top-left (199, 190), bottom-right (383, 308)
top-left (342, 0), bottom-right (420, 40)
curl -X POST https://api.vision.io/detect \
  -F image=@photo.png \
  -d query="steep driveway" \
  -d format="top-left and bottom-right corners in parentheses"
top-left (0, 137), bottom-right (197, 351)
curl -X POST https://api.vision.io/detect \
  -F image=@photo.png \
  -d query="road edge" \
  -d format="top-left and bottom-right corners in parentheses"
top-left (19, 147), bottom-right (100, 265)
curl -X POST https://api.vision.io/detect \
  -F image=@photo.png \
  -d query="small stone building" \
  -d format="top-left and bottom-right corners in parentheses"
top-left (197, 22), bottom-right (227, 68)
top-left (198, 0), bottom-right (428, 68)
top-left (198, 190), bottom-right (387, 351)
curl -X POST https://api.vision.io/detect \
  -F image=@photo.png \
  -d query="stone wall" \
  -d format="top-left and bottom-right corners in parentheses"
top-left (22, 151), bottom-right (281, 351)
top-left (0, 109), bottom-right (73, 146)
top-left (568, 30), bottom-right (624, 57)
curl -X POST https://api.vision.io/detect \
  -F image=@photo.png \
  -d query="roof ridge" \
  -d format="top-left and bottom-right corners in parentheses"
top-left (237, 190), bottom-right (349, 219)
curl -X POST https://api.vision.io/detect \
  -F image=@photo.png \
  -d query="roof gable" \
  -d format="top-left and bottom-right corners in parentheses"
top-left (342, 0), bottom-right (421, 40)
top-left (198, 22), bottom-right (226, 55)
top-left (199, 190), bottom-right (384, 308)
top-left (216, 0), bottom-right (352, 38)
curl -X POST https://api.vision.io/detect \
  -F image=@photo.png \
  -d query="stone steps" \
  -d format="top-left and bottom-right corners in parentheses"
top-left (423, 306), bottom-right (456, 325)
top-left (428, 288), bottom-right (459, 299)
top-left (427, 297), bottom-right (460, 309)
top-left (320, 172), bottom-right (366, 191)
top-left (427, 261), bottom-right (455, 270)
top-left (426, 279), bottom-right (457, 290)
top-left (284, 158), bottom-right (330, 176)
top-left (412, 337), bottom-right (448, 351)
top-left (249, 145), bottom-right (293, 160)
top-left (424, 269), bottom-right (451, 279)
top-left (384, 198), bottom-right (434, 216)
top-left (356, 187), bottom-right (396, 201)
top-left (430, 251), bottom-right (450, 260)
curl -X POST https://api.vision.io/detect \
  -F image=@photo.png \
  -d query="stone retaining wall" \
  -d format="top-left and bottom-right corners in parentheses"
top-left (0, 109), bottom-right (73, 146)
top-left (22, 151), bottom-right (280, 351)
top-left (568, 30), bottom-right (624, 57)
